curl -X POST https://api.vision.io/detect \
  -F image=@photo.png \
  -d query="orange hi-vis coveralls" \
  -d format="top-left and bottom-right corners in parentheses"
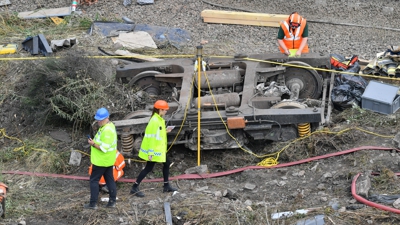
top-left (89, 151), bottom-right (125, 185)
top-left (278, 13), bottom-right (309, 54)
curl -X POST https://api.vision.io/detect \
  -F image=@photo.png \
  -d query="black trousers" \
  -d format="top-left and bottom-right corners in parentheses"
top-left (89, 165), bottom-right (117, 204)
top-left (135, 156), bottom-right (171, 184)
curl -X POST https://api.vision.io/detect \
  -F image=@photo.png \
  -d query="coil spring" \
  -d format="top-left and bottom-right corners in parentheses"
top-left (298, 123), bottom-right (311, 137)
top-left (121, 134), bottom-right (134, 153)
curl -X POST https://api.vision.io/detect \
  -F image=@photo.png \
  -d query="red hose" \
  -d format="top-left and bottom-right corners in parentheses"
top-left (351, 173), bottom-right (400, 214)
top-left (2, 145), bottom-right (400, 214)
top-left (3, 146), bottom-right (395, 182)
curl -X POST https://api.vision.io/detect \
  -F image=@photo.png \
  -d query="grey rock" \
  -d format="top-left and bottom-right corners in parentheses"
top-left (393, 198), bottom-right (400, 209)
top-left (195, 186), bottom-right (208, 192)
top-left (355, 173), bottom-right (371, 198)
top-left (69, 150), bottom-right (82, 166)
top-left (185, 165), bottom-right (208, 174)
top-left (123, 0), bottom-right (132, 6)
top-left (244, 183), bottom-right (256, 190)
top-left (137, 0), bottom-right (154, 5)
top-left (214, 191), bottom-right (222, 197)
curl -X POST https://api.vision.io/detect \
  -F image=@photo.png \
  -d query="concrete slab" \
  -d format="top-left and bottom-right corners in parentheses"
top-left (18, 7), bottom-right (71, 19)
top-left (0, 0), bottom-right (11, 6)
top-left (112, 31), bottom-right (157, 49)
top-left (69, 150), bottom-right (82, 166)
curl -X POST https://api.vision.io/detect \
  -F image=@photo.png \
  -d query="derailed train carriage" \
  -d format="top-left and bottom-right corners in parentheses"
top-left (112, 52), bottom-right (331, 156)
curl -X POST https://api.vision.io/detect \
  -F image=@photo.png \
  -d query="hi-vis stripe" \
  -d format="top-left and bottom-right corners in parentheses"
top-left (282, 21), bottom-right (301, 41)
top-left (140, 148), bottom-right (162, 156)
top-left (115, 152), bottom-right (125, 170)
top-left (144, 128), bottom-right (162, 140)
top-left (95, 125), bottom-right (117, 153)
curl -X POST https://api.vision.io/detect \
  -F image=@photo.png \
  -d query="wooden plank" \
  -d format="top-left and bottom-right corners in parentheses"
top-left (115, 50), bottom-right (163, 62)
top-left (203, 17), bottom-right (280, 27)
top-left (18, 7), bottom-right (71, 19)
top-left (201, 10), bottom-right (287, 22)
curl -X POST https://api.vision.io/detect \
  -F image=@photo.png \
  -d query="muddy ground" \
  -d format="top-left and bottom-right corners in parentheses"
top-left (2, 0), bottom-right (400, 225)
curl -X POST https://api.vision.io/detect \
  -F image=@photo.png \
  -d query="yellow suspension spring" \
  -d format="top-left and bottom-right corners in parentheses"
top-left (298, 123), bottom-right (311, 137)
top-left (121, 134), bottom-right (134, 153)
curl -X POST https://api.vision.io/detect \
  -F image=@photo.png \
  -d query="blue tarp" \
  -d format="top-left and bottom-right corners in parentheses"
top-left (89, 22), bottom-right (191, 49)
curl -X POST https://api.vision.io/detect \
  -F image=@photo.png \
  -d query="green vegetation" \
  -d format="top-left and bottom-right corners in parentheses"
top-left (0, 13), bottom-right (91, 41)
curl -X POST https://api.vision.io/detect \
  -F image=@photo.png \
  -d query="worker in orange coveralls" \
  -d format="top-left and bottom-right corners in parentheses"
top-left (89, 150), bottom-right (126, 193)
top-left (277, 12), bottom-right (309, 57)
top-left (0, 182), bottom-right (8, 218)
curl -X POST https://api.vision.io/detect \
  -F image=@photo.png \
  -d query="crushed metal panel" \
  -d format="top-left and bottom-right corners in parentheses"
top-left (18, 7), bottom-right (71, 19)
top-left (22, 36), bottom-right (39, 55)
top-left (22, 34), bottom-right (53, 56)
top-left (0, 0), bottom-right (11, 6)
top-left (51, 38), bottom-right (77, 51)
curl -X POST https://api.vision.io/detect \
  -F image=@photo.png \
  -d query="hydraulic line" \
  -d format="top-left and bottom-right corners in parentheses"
top-left (3, 146), bottom-right (395, 181)
top-left (3, 146), bottom-right (400, 214)
top-left (352, 173), bottom-right (400, 214)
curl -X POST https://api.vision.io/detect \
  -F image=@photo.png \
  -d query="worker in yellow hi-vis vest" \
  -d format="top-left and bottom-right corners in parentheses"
top-left (130, 100), bottom-right (177, 197)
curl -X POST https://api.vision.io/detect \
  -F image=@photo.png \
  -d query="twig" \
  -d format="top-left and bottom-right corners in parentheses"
top-left (327, 216), bottom-right (336, 225)
top-left (232, 201), bottom-right (241, 225)
top-left (131, 203), bottom-right (138, 222)
top-left (264, 204), bottom-right (270, 225)
top-left (198, 205), bottom-right (204, 224)
top-left (122, 208), bottom-right (135, 224)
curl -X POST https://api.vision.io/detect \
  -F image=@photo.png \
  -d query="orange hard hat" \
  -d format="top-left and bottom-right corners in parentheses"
top-left (154, 100), bottom-right (169, 110)
top-left (289, 12), bottom-right (302, 24)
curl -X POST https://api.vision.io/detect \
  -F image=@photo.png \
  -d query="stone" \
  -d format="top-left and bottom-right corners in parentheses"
top-left (392, 132), bottom-right (400, 148)
top-left (244, 183), bottom-right (256, 190)
top-left (244, 200), bottom-right (252, 206)
top-left (185, 165), bottom-right (208, 174)
top-left (223, 188), bottom-right (238, 200)
top-left (393, 198), bottom-right (400, 209)
top-left (382, 7), bottom-right (394, 15)
top-left (355, 173), bottom-right (371, 198)
top-left (195, 186), bottom-right (208, 192)
top-left (69, 150), bottom-right (82, 166)
top-left (317, 183), bottom-right (325, 190)
top-left (214, 191), bottom-right (222, 197)
top-left (137, 0), bottom-right (154, 5)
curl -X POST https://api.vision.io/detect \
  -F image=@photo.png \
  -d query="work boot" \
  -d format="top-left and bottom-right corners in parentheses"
top-left (130, 185), bottom-right (145, 197)
top-left (84, 203), bottom-right (98, 210)
top-left (163, 183), bottom-right (177, 193)
top-left (101, 185), bottom-right (109, 193)
top-left (106, 200), bottom-right (116, 208)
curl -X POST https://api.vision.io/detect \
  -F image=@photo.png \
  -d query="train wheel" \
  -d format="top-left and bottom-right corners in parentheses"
top-left (283, 61), bottom-right (323, 99)
top-left (127, 71), bottom-right (162, 97)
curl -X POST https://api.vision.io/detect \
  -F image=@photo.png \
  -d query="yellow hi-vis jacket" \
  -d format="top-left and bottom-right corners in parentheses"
top-left (279, 19), bottom-right (309, 54)
top-left (91, 122), bottom-right (117, 167)
top-left (138, 113), bottom-right (167, 163)
top-left (89, 151), bottom-right (125, 185)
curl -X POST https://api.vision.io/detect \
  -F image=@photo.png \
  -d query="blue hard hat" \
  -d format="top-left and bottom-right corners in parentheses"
top-left (94, 107), bottom-right (109, 121)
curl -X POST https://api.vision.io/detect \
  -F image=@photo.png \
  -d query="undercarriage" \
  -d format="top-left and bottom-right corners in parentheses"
top-left (113, 52), bottom-right (331, 155)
